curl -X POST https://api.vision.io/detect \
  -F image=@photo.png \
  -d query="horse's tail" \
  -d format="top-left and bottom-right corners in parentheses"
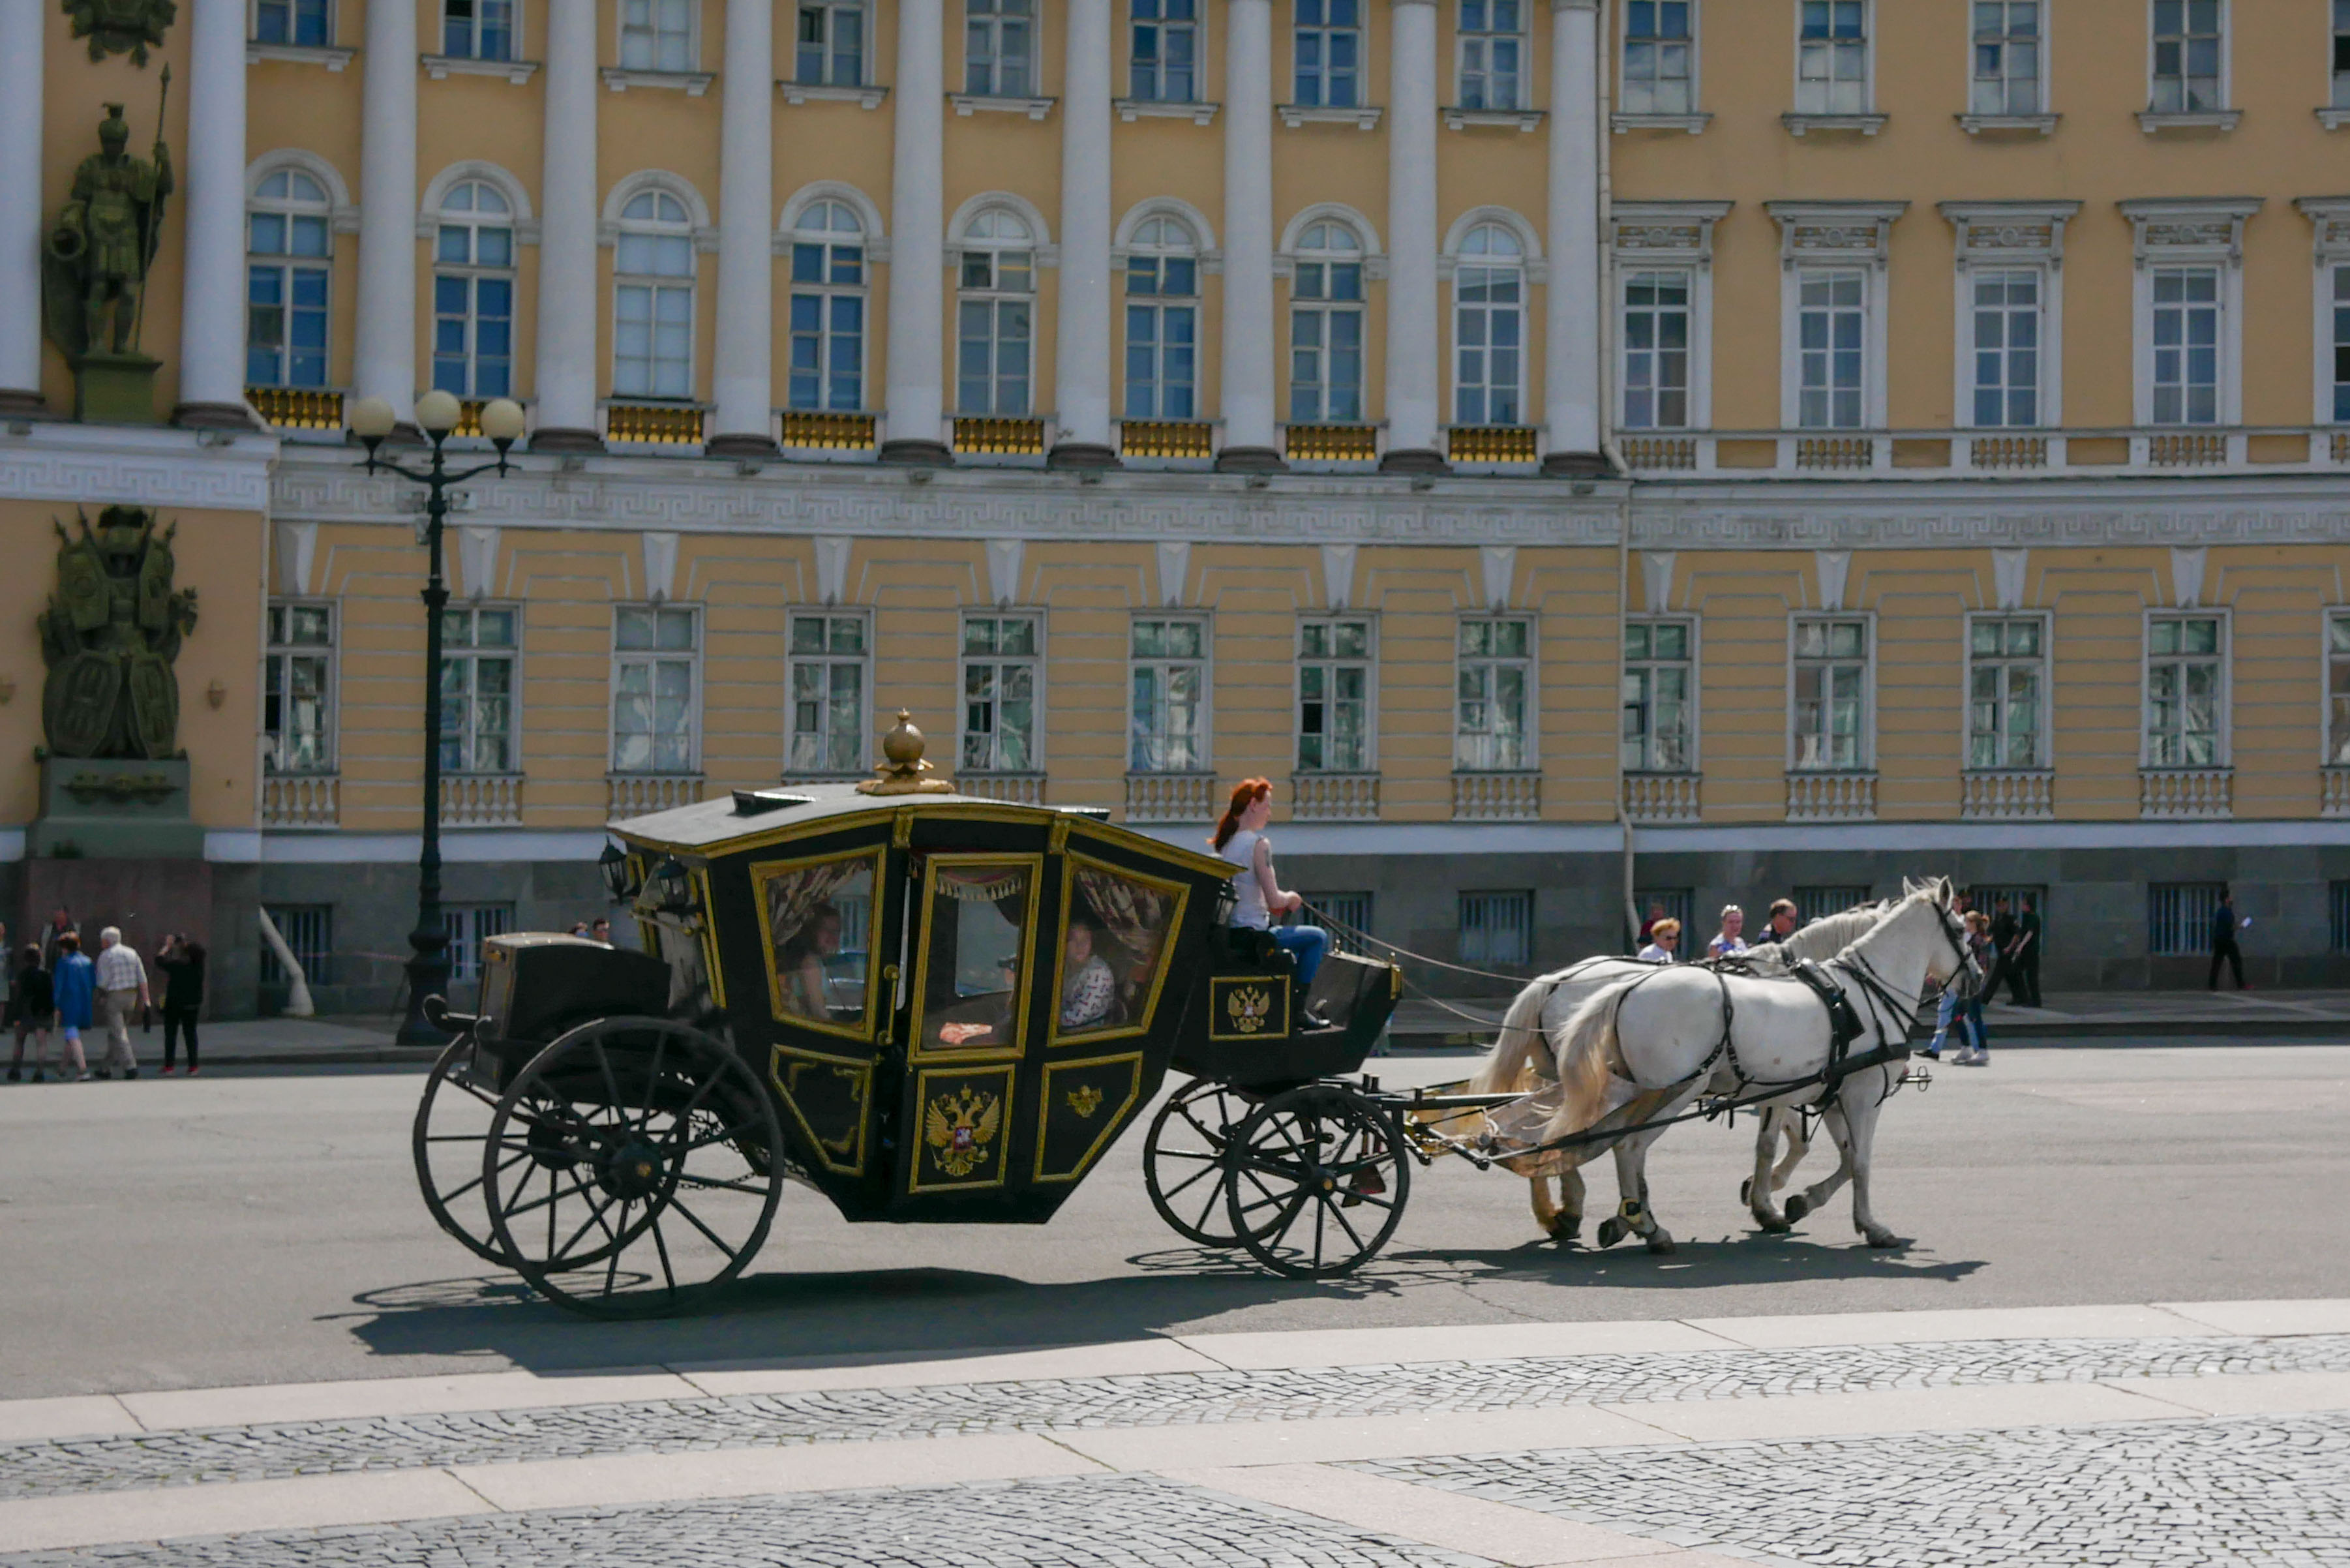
top-left (1471, 979), bottom-right (1556, 1094)
top-left (1547, 978), bottom-right (1633, 1138)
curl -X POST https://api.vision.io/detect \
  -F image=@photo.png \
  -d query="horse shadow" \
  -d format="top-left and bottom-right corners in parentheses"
top-left (1379, 1230), bottom-right (1989, 1290)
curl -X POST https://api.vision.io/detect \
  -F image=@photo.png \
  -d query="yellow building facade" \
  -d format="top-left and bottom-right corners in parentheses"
top-left (4, 0), bottom-right (2349, 1010)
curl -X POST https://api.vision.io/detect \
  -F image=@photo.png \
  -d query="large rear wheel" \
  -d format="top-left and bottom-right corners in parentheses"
top-left (412, 1033), bottom-right (522, 1268)
top-left (482, 1018), bottom-right (782, 1318)
top-left (1226, 1084), bottom-right (1410, 1279)
top-left (1142, 1078), bottom-right (1264, 1246)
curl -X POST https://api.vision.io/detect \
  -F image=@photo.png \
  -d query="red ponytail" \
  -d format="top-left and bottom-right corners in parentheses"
top-left (1211, 777), bottom-right (1272, 851)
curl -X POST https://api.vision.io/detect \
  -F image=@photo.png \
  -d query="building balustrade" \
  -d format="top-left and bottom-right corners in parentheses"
top-left (248, 386), bottom-right (344, 430)
top-left (1447, 426), bottom-right (1539, 464)
top-left (1616, 427), bottom-right (2350, 479)
top-left (1121, 421), bottom-right (1215, 460)
top-left (1618, 435), bottom-right (1696, 471)
top-left (954, 417), bottom-right (1047, 455)
top-left (2145, 432), bottom-right (2229, 467)
top-left (2325, 766), bottom-right (2350, 819)
top-left (1968, 434), bottom-right (2047, 470)
top-left (1961, 768), bottom-right (2054, 821)
top-left (1623, 770), bottom-right (1700, 824)
top-left (1786, 770), bottom-right (1877, 822)
top-left (2140, 766), bottom-right (2233, 821)
top-left (606, 772), bottom-right (703, 820)
top-left (440, 772), bottom-right (524, 827)
top-left (1289, 772), bottom-right (1380, 821)
top-left (1124, 771), bottom-right (1217, 823)
top-left (1795, 436), bottom-right (1877, 471)
top-left (779, 411), bottom-right (877, 450)
top-left (954, 772), bottom-right (1047, 805)
top-left (1284, 423), bottom-right (1379, 462)
top-left (1452, 770), bottom-right (1539, 821)
top-left (606, 402), bottom-right (705, 445)
top-left (261, 771), bottom-right (340, 828)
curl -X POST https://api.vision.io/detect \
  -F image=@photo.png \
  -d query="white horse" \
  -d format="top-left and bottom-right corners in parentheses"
top-left (1537, 881), bottom-right (1978, 1254)
top-left (1468, 899), bottom-right (1892, 1243)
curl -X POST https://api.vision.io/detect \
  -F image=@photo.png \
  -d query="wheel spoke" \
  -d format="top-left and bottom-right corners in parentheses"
top-left (665, 1194), bottom-right (746, 1265)
top-left (1156, 1157), bottom-right (1222, 1203)
top-left (590, 1036), bottom-right (625, 1122)
top-left (502, 1168), bottom-right (601, 1223)
top-left (1323, 1190), bottom-right (1369, 1254)
top-left (650, 1209), bottom-right (680, 1301)
top-left (551, 1183), bottom-right (626, 1264)
top-left (436, 1147), bottom-right (529, 1207)
top-left (602, 1198), bottom-right (632, 1298)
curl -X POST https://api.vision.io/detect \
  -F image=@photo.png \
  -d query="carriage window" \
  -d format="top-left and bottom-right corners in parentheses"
top-left (1055, 860), bottom-right (1184, 1041)
top-left (756, 850), bottom-right (881, 1034)
top-left (920, 859), bottom-right (1037, 1051)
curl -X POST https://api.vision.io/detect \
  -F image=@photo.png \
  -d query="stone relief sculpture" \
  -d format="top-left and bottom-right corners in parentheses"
top-left (38, 505), bottom-right (200, 760)
top-left (61, 0), bottom-right (177, 66)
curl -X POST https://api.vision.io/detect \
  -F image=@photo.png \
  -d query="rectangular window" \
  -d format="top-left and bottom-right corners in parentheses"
top-left (1621, 619), bottom-right (1693, 772)
top-left (2336, 0), bottom-right (2350, 108)
top-left (1303, 890), bottom-right (1374, 954)
top-left (1794, 885), bottom-right (1871, 924)
top-left (789, 234), bottom-right (866, 412)
top-left (2145, 613), bottom-right (2224, 767)
top-left (1796, 0), bottom-right (1868, 115)
top-left (611, 605), bottom-right (699, 775)
top-left (1792, 617), bottom-right (1869, 770)
top-left (1968, 615), bottom-right (2045, 770)
top-left (260, 905), bottom-right (332, 987)
top-left (2148, 881), bottom-right (2222, 956)
top-left (1797, 268), bottom-right (1866, 430)
top-left (439, 604), bottom-right (520, 774)
top-left (1621, 0), bottom-right (1693, 113)
top-left (1970, 0), bottom-right (2040, 113)
top-left (613, 278), bottom-right (693, 399)
top-left (798, 0), bottom-right (866, 85)
top-left (430, 198), bottom-right (515, 400)
top-left (1290, 254), bottom-right (1365, 422)
top-left (442, 0), bottom-right (514, 59)
top-left (1456, 618), bottom-right (1532, 771)
top-left (622, 0), bottom-right (695, 70)
top-left (1129, 616), bottom-right (1208, 772)
top-left (961, 612), bottom-right (1041, 772)
top-left (1970, 269), bottom-right (2041, 428)
top-left (956, 249), bottom-right (1035, 415)
top-left (2149, 0), bottom-right (2222, 113)
top-left (1636, 888), bottom-right (1695, 939)
top-left (2334, 266), bottom-right (2350, 423)
top-left (1298, 616), bottom-right (1374, 773)
top-left (1294, 0), bottom-right (1361, 108)
top-left (965, 0), bottom-right (1034, 94)
top-left (2150, 266), bottom-right (2220, 427)
top-left (787, 611), bottom-right (870, 774)
top-left (255, 0), bottom-right (331, 46)
top-left (1459, 890), bottom-right (1533, 968)
top-left (1455, 257), bottom-right (1524, 425)
top-left (264, 601), bottom-right (335, 774)
top-left (1621, 271), bottom-right (1691, 430)
top-left (246, 213), bottom-right (331, 390)
top-left (444, 903), bottom-right (513, 984)
top-left (1130, 0), bottom-right (1197, 100)
top-left (2328, 614), bottom-right (2350, 764)
top-left (2331, 881), bottom-right (2350, 952)
top-left (1458, 0), bottom-right (1522, 109)
top-left (1124, 253), bottom-right (1199, 419)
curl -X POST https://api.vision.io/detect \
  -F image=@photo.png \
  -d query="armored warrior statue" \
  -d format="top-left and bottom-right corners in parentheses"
top-left (45, 98), bottom-right (173, 361)
top-left (38, 506), bottom-right (200, 761)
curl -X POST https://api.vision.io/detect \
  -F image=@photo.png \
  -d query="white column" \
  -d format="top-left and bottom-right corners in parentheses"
top-left (532, 0), bottom-right (602, 449)
top-left (1215, 0), bottom-right (1280, 469)
top-left (710, 0), bottom-right (776, 454)
top-left (175, 0), bottom-right (252, 425)
top-left (354, 0), bottom-right (419, 423)
top-left (882, 0), bottom-right (950, 463)
top-left (0, 0), bottom-right (43, 410)
top-left (1049, 0), bottom-right (1116, 467)
top-left (1542, 0), bottom-right (1602, 472)
top-left (1382, 0), bottom-right (1443, 471)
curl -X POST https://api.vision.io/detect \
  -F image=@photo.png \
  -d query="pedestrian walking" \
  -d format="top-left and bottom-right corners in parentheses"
top-left (92, 926), bottom-right (151, 1081)
top-left (1952, 912), bottom-right (1995, 1065)
top-left (50, 933), bottom-right (93, 1082)
top-left (39, 908), bottom-right (78, 975)
top-left (2010, 894), bottom-right (2043, 1007)
top-left (1637, 918), bottom-right (1682, 963)
top-left (1985, 896), bottom-right (2018, 999)
top-left (156, 934), bottom-right (205, 1077)
top-left (7, 946), bottom-right (55, 1082)
top-left (1707, 905), bottom-right (1748, 959)
top-left (2208, 887), bottom-right (2249, 990)
top-left (1748, 899), bottom-right (1800, 950)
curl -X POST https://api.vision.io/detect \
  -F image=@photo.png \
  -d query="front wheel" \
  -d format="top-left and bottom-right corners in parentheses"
top-left (1143, 1078), bottom-right (1266, 1247)
top-left (482, 1017), bottom-right (782, 1319)
top-left (1226, 1085), bottom-right (1410, 1279)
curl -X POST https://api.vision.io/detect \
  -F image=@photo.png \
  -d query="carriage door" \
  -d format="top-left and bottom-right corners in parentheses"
top-left (898, 853), bottom-right (1043, 1196)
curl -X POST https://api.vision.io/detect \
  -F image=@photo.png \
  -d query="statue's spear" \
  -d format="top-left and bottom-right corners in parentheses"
top-left (128, 63), bottom-right (170, 355)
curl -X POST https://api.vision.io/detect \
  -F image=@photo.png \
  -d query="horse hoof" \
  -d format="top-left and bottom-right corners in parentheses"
top-left (1550, 1220), bottom-right (1582, 1246)
top-left (1595, 1217), bottom-right (1625, 1249)
top-left (1863, 1228), bottom-right (1904, 1250)
top-left (1783, 1195), bottom-right (1811, 1224)
top-left (1645, 1231), bottom-right (1677, 1256)
top-left (1755, 1214), bottom-right (1792, 1235)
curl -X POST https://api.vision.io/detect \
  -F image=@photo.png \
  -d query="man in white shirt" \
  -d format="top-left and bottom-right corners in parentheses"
top-left (93, 926), bottom-right (151, 1081)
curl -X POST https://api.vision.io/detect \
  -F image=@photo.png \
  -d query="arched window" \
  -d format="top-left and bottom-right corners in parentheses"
top-left (1289, 220), bottom-right (1364, 423)
top-left (614, 188), bottom-right (696, 399)
top-left (956, 209), bottom-right (1035, 415)
top-left (1453, 222), bottom-right (1523, 425)
top-left (788, 200), bottom-right (866, 412)
top-left (247, 169), bottom-right (333, 389)
top-left (431, 180), bottom-right (515, 398)
top-left (1124, 216), bottom-right (1198, 420)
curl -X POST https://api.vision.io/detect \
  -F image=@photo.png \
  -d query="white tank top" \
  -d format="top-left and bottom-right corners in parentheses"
top-left (1221, 828), bottom-right (1271, 929)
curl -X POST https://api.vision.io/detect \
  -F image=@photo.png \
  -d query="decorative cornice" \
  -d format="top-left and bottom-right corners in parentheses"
top-left (2118, 197), bottom-right (2263, 268)
top-left (1766, 200), bottom-right (1908, 271)
top-left (1938, 200), bottom-right (2083, 271)
top-left (0, 428), bottom-right (278, 511)
top-left (1612, 200), bottom-right (1734, 267)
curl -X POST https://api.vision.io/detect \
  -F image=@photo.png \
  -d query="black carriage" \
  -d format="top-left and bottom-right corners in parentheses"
top-left (412, 714), bottom-right (1406, 1314)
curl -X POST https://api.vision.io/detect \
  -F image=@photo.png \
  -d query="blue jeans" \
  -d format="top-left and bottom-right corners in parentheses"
top-left (1273, 924), bottom-right (1328, 989)
top-left (1929, 991), bottom-right (1958, 1054)
top-left (1961, 995), bottom-right (1988, 1055)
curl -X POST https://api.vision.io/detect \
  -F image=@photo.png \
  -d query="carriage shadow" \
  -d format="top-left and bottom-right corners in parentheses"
top-left (1375, 1232), bottom-right (1989, 1290)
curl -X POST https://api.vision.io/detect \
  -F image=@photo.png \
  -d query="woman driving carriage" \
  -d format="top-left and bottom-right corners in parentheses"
top-left (1211, 778), bottom-right (1329, 1000)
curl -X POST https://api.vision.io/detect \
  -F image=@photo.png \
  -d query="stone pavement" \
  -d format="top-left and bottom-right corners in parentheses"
top-left (1, 1298), bottom-right (2344, 1567)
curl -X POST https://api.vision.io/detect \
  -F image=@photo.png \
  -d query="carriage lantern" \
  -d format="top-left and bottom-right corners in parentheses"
top-left (597, 840), bottom-right (639, 903)
top-left (647, 854), bottom-right (695, 914)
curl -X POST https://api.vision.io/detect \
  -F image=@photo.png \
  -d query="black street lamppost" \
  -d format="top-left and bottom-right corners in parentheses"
top-left (348, 388), bottom-right (528, 1044)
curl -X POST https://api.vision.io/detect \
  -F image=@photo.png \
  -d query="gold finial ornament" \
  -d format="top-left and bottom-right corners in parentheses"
top-left (856, 708), bottom-right (957, 795)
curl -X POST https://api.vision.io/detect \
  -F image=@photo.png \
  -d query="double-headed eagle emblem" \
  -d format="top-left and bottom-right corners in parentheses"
top-left (1226, 986), bottom-right (1273, 1034)
top-left (924, 1086), bottom-right (1002, 1178)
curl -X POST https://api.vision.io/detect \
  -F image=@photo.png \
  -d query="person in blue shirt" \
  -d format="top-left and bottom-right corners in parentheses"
top-left (50, 931), bottom-right (95, 1083)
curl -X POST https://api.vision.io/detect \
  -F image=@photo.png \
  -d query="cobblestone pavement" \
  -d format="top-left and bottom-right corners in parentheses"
top-left (5, 1334), bottom-right (2348, 1500)
top-left (0, 1474), bottom-right (1486, 1568)
top-left (1356, 1410), bottom-right (2350, 1568)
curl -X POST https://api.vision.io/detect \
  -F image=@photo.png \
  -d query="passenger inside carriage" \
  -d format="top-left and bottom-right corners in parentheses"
top-left (928, 862), bottom-right (1034, 1048)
